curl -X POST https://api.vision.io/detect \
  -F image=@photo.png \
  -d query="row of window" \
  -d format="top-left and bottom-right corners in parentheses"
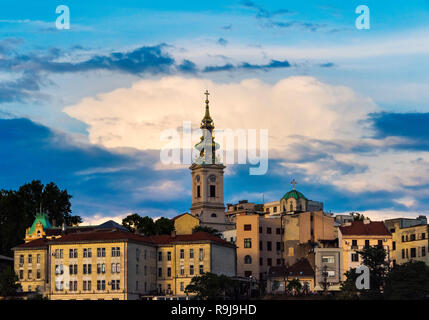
top-left (19, 254), bottom-right (41, 266)
top-left (54, 263), bottom-right (121, 275)
top-left (158, 248), bottom-right (205, 261)
top-left (401, 233), bottom-right (426, 242)
top-left (401, 246), bottom-right (426, 259)
top-left (243, 255), bottom-right (283, 266)
top-left (53, 247), bottom-right (121, 259)
top-left (54, 280), bottom-right (121, 291)
top-left (350, 239), bottom-right (384, 248)
top-left (243, 225), bottom-right (284, 235)
top-left (19, 269), bottom-right (41, 280)
top-left (243, 239), bottom-right (283, 251)
top-left (158, 264), bottom-right (204, 277)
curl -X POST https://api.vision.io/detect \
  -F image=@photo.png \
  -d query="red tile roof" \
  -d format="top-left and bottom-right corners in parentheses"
top-left (146, 232), bottom-right (234, 247)
top-left (13, 238), bottom-right (49, 250)
top-left (268, 259), bottom-right (314, 278)
top-left (48, 229), bottom-right (155, 245)
top-left (339, 221), bottom-right (391, 236)
top-left (23, 229), bottom-right (234, 248)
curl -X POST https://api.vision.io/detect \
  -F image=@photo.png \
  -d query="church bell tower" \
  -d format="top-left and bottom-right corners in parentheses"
top-left (189, 91), bottom-right (228, 231)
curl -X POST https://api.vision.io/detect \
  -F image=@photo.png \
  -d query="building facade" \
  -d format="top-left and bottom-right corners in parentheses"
top-left (384, 216), bottom-right (429, 265)
top-left (338, 220), bottom-right (393, 280)
top-left (13, 213), bottom-right (236, 300)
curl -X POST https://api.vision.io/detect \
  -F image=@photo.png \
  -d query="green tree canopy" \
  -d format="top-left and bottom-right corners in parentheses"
top-left (192, 225), bottom-right (221, 237)
top-left (122, 214), bottom-right (174, 236)
top-left (0, 267), bottom-right (21, 297)
top-left (0, 180), bottom-right (80, 256)
top-left (185, 272), bottom-right (238, 300)
top-left (350, 212), bottom-right (368, 221)
top-left (339, 245), bottom-right (389, 299)
top-left (384, 261), bottom-right (429, 300)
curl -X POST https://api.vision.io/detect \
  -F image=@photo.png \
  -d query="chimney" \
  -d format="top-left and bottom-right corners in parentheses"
top-left (171, 230), bottom-right (176, 238)
top-left (62, 222), bottom-right (67, 232)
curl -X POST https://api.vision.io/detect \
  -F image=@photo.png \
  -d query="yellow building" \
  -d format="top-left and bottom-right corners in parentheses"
top-left (384, 217), bottom-right (429, 265)
top-left (13, 213), bottom-right (236, 300)
top-left (171, 213), bottom-right (200, 235)
top-left (150, 232), bottom-right (236, 296)
top-left (13, 239), bottom-right (49, 294)
top-left (339, 220), bottom-right (393, 280)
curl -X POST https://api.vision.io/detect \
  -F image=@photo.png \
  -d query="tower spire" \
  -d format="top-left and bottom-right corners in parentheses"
top-left (201, 90), bottom-right (214, 131)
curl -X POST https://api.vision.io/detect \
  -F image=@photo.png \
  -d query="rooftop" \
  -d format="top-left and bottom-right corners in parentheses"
top-left (268, 259), bottom-right (314, 278)
top-left (339, 221), bottom-right (391, 236)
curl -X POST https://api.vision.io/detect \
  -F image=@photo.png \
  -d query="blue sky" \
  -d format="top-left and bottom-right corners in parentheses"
top-left (1, 0), bottom-right (429, 223)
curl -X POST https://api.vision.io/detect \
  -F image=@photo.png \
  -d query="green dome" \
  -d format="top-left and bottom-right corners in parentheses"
top-left (29, 212), bottom-right (51, 235)
top-left (282, 189), bottom-right (307, 201)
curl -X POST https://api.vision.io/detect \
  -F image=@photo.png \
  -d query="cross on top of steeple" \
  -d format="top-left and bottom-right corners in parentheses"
top-left (291, 178), bottom-right (297, 190)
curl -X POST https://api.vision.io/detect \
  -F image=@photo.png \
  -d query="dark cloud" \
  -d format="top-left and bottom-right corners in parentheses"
top-left (369, 112), bottom-right (429, 151)
top-left (0, 118), bottom-right (189, 217)
top-left (203, 59), bottom-right (291, 73)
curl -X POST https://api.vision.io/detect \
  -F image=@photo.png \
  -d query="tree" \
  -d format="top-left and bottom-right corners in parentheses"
top-left (154, 217), bottom-right (175, 235)
top-left (192, 225), bottom-right (221, 237)
top-left (384, 261), bottom-right (429, 300)
top-left (350, 212), bottom-right (367, 222)
top-left (0, 267), bottom-right (21, 297)
top-left (357, 245), bottom-right (389, 299)
top-left (339, 245), bottom-right (389, 300)
top-left (185, 272), bottom-right (238, 300)
top-left (286, 279), bottom-right (302, 295)
top-left (0, 180), bottom-right (80, 256)
top-left (338, 268), bottom-right (360, 300)
top-left (121, 214), bottom-right (174, 236)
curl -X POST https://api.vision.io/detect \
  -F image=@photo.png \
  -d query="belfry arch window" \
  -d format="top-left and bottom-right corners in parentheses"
top-left (210, 185), bottom-right (216, 197)
top-left (197, 185), bottom-right (201, 198)
top-left (211, 213), bottom-right (217, 218)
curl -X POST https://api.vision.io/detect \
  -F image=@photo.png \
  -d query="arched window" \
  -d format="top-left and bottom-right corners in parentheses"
top-left (211, 213), bottom-right (217, 218)
top-left (37, 230), bottom-right (41, 236)
top-left (290, 203), bottom-right (293, 212)
top-left (244, 255), bottom-right (252, 264)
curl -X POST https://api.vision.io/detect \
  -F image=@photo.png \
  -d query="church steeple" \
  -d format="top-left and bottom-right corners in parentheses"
top-left (201, 90), bottom-right (214, 131)
top-left (190, 90), bottom-right (229, 231)
top-left (194, 90), bottom-right (220, 164)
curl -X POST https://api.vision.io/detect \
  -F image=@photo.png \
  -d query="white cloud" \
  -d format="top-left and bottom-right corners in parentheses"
top-left (63, 75), bottom-right (429, 199)
top-left (64, 75), bottom-right (376, 152)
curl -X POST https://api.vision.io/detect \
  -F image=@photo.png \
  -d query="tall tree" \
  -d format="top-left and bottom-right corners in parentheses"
top-left (154, 217), bottom-right (175, 235)
top-left (0, 180), bottom-right (80, 256)
top-left (0, 267), bottom-right (21, 297)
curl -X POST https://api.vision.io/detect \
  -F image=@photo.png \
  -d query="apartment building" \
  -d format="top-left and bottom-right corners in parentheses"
top-left (13, 213), bottom-right (237, 299)
top-left (384, 216), bottom-right (429, 265)
top-left (339, 220), bottom-right (393, 280)
top-left (151, 233), bottom-right (236, 296)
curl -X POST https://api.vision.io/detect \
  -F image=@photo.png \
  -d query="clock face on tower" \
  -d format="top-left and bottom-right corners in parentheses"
top-left (209, 175), bottom-right (216, 182)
